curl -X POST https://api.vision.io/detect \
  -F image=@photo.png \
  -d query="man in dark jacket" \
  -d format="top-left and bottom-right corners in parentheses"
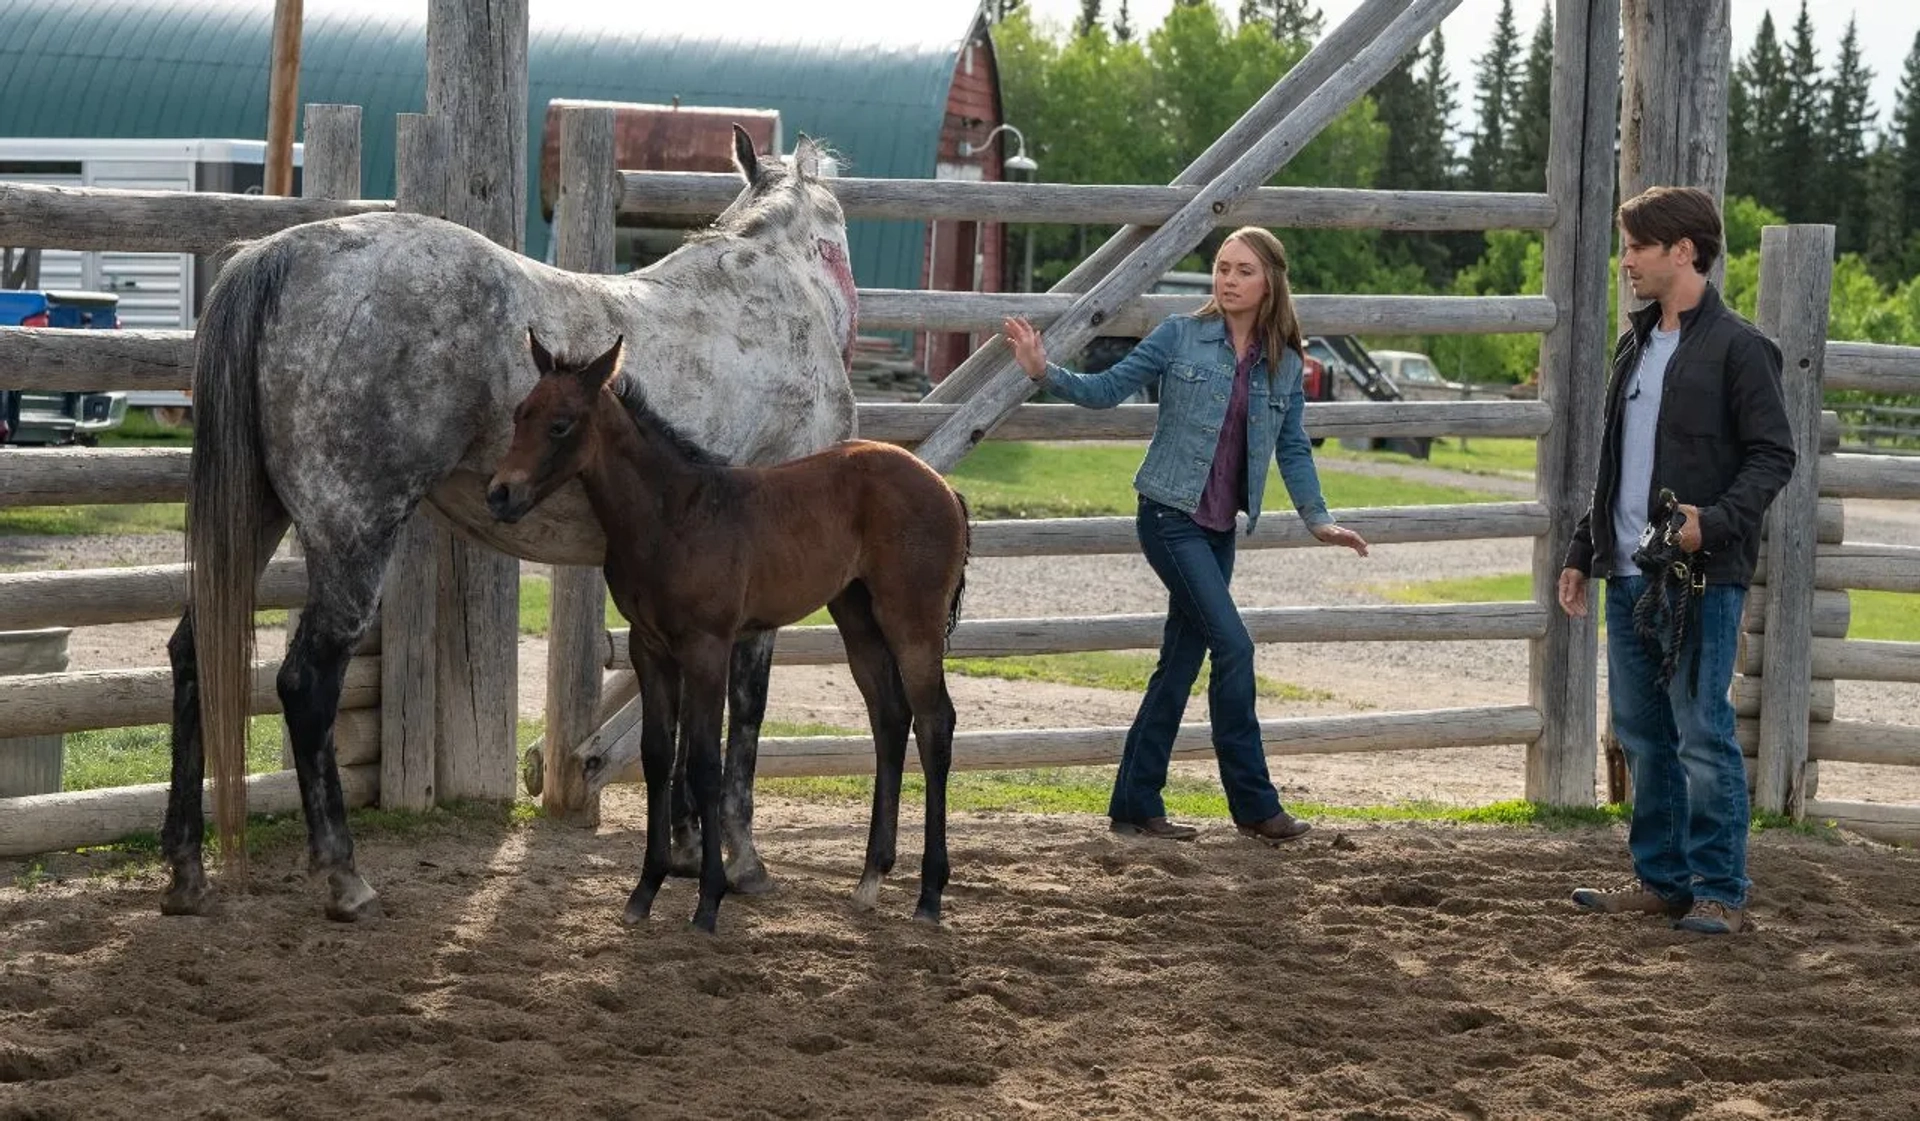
top-left (1558, 186), bottom-right (1797, 935)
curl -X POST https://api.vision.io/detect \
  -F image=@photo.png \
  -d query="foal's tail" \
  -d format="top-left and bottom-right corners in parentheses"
top-left (187, 236), bottom-right (293, 868)
top-left (945, 491), bottom-right (971, 645)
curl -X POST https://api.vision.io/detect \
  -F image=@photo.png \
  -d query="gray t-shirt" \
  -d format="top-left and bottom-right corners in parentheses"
top-left (1612, 324), bottom-right (1682, 576)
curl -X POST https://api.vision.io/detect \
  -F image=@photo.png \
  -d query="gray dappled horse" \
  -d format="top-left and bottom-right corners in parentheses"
top-left (167, 128), bottom-right (857, 921)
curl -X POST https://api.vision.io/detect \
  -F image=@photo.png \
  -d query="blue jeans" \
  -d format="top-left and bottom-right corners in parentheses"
top-left (1108, 497), bottom-right (1284, 827)
top-left (1605, 575), bottom-right (1750, 908)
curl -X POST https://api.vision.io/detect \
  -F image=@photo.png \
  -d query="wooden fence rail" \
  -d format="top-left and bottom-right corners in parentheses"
top-left (1819, 453), bottom-right (1920, 501)
top-left (1737, 637), bottom-right (1920, 683)
top-left (0, 657), bottom-right (380, 739)
top-left (1824, 341), bottom-right (1920, 396)
top-left (0, 181), bottom-right (392, 254)
top-left (1753, 543), bottom-right (1920, 592)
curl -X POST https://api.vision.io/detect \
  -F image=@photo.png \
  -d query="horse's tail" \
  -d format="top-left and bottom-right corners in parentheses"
top-left (944, 490), bottom-right (971, 645)
top-left (188, 237), bottom-right (291, 869)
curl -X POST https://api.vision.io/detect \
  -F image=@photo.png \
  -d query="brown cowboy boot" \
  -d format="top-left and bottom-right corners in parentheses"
top-left (1110, 816), bottom-right (1199, 841)
top-left (1237, 810), bottom-right (1312, 845)
top-left (1571, 880), bottom-right (1691, 919)
top-left (1672, 898), bottom-right (1750, 934)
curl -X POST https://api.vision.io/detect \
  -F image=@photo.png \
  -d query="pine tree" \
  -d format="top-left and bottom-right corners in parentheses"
top-left (1113, 0), bottom-right (1133, 42)
top-left (1415, 28), bottom-right (1460, 190)
top-left (1823, 18), bottom-right (1875, 254)
top-left (1076, 0), bottom-right (1102, 39)
top-left (1237, 0), bottom-right (1323, 42)
top-left (1894, 30), bottom-right (1920, 274)
top-left (1504, 3), bottom-right (1552, 192)
top-left (1777, 2), bottom-right (1825, 222)
top-left (1734, 13), bottom-right (1789, 214)
top-left (1467, 0), bottom-right (1520, 192)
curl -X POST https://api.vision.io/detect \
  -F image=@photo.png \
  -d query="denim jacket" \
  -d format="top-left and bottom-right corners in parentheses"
top-left (1042, 313), bottom-right (1333, 534)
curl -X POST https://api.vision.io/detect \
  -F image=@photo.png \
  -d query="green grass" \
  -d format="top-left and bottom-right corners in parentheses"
top-left (96, 410), bottom-right (194, 447)
top-left (0, 502), bottom-right (184, 539)
top-left (945, 650), bottom-right (1333, 703)
top-left (61, 714), bottom-right (286, 792)
top-left (1848, 590), bottom-right (1920, 641)
top-left (949, 442), bottom-right (1504, 519)
top-left (1370, 571), bottom-right (1533, 605)
top-left (1320, 436), bottom-right (1539, 479)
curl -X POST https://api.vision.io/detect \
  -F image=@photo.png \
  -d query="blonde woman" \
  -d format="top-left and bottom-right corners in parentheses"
top-left (1004, 227), bottom-right (1368, 845)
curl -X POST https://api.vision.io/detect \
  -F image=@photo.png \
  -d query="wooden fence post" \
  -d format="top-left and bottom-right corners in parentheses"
top-left (1754, 223), bottom-right (1835, 816)
top-left (0, 628), bottom-right (69, 796)
top-left (1526, 0), bottom-right (1618, 806)
top-left (425, 0), bottom-right (528, 803)
top-left (1618, 0), bottom-right (1730, 300)
top-left (380, 112), bottom-right (451, 811)
top-left (282, 102), bottom-right (362, 773)
top-left (543, 105), bottom-right (618, 825)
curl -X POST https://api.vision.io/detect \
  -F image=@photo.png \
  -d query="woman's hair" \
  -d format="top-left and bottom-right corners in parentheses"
top-left (1195, 226), bottom-right (1305, 370)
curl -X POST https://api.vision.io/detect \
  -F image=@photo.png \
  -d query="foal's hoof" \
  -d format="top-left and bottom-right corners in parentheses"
top-left (160, 882), bottom-right (214, 917)
top-left (850, 878), bottom-right (882, 913)
top-left (323, 873), bottom-right (383, 923)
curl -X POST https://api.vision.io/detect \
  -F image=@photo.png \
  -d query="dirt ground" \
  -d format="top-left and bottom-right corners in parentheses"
top-left (3, 794), bottom-right (1918, 1120)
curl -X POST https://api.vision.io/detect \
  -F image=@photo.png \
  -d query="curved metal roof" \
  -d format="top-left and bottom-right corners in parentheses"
top-left (0, 0), bottom-right (990, 284)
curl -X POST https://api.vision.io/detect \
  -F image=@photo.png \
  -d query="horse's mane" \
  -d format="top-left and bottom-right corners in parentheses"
top-left (687, 147), bottom-right (844, 244)
top-left (610, 375), bottom-right (727, 468)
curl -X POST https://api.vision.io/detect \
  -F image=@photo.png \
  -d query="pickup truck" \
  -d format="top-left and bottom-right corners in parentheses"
top-left (0, 289), bottom-right (128, 445)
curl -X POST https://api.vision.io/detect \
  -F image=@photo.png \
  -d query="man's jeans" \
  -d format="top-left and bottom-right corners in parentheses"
top-left (1108, 498), bottom-right (1284, 827)
top-left (1605, 575), bottom-right (1750, 908)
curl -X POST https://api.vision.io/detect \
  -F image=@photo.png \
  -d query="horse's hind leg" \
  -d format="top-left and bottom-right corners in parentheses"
top-left (161, 504), bottom-right (291, 916)
top-left (720, 630), bottom-right (777, 894)
top-left (283, 529), bottom-right (397, 921)
top-left (829, 585), bottom-right (910, 913)
top-left (896, 641), bottom-right (956, 925)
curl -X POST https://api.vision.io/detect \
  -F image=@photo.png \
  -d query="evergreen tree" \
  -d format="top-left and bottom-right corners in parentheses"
top-left (1467, 0), bottom-right (1520, 192)
top-left (1894, 30), bottom-right (1920, 274)
top-left (1415, 29), bottom-right (1460, 190)
top-left (1733, 13), bottom-right (1789, 214)
top-left (1777, 2), bottom-right (1824, 221)
top-left (1076, 0), bottom-right (1102, 39)
top-left (1504, 3), bottom-right (1552, 192)
top-left (1237, 0), bottom-right (1323, 42)
top-left (1823, 18), bottom-right (1875, 255)
top-left (1113, 0), bottom-right (1133, 42)
top-left (1864, 136), bottom-right (1907, 284)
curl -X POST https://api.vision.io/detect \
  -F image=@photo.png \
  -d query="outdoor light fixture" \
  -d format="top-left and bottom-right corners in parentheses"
top-left (959, 122), bottom-right (1037, 175)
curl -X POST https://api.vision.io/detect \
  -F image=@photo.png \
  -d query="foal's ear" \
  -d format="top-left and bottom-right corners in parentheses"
top-left (577, 335), bottom-right (624, 392)
top-left (731, 124), bottom-right (763, 188)
top-left (527, 327), bottom-right (555, 375)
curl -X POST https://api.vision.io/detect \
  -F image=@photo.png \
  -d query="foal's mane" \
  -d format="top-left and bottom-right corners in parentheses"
top-left (608, 375), bottom-right (727, 468)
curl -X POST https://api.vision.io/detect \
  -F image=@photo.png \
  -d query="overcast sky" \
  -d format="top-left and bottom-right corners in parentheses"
top-left (1021, 0), bottom-right (1916, 136)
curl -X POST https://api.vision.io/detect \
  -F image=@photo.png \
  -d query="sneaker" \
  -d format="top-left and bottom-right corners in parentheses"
top-left (1236, 810), bottom-right (1312, 845)
top-left (1110, 816), bottom-right (1199, 841)
top-left (1673, 899), bottom-right (1749, 934)
top-left (1571, 880), bottom-right (1690, 919)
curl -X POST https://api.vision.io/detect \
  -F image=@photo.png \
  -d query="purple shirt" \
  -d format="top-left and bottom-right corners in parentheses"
top-left (1192, 340), bottom-right (1261, 531)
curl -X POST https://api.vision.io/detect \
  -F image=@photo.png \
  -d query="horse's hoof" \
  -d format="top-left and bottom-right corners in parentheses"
top-left (323, 873), bottom-right (383, 923)
top-left (850, 878), bottom-right (881, 913)
top-left (688, 913), bottom-right (718, 936)
top-left (666, 850), bottom-right (702, 879)
top-left (726, 863), bottom-right (777, 896)
top-left (911, 907), bottom-right (943, 927)
top-left (160, 884), bottom-right (214, 917)
top-left (621, 901), bottom-right (650, 926)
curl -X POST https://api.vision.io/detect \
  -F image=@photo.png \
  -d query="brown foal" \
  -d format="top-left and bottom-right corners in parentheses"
top-left (488, 332), bottom-right (970, 932)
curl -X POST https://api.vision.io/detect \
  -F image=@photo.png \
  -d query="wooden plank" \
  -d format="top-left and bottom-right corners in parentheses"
top-left (1527, 0), bottom-right (1620, 807)
top-left (1756, 495), bottom-right (1844, 545)
top-left (0, 327), bottom-right (192, 392)
top-left (0, 181), bottom-right (390, 254)
top-left (1737, 717), bottom-right (1920, 767)
top-left (263, 0), bottom-right (306, 198)
top-left (426, 0), bottom-right (527, 804)
top-left (0, 765), bottom-right (377, 859)
top-left (924, 0), bottom-right (1419, 406)
top-left (859, 291), bottom-right (1555, 336)
top-left (0, 447), bottom-right (189, 505)
top-left (913, 0), bottom-right (1464, 473)
top-left (0, 657), bottom-right (379, 739)
top-left (607, 602), bottom-right (1547, 671)
top-left (1618, 0), bottom-right (1730, 299)
top-left (1754, 224), bottom-right (1835, 815)
top-left (1731, 675), bottom-right (1834, 722)
top-left (1824, 341), bottom-right (1920, 396)
top-left (860, 400), bottom-right (1553, 443)
top-left (618, 173), bottom-right (1557, 231)
top-left (0, 558), bottom-right (305, 630)
top-left (1802, 798), bottom-right (1920, 845)
top-left (1739, 586), bottom-right (1849, 638)
top-left (1738, 637), bottom-right (1920, 682)
top-left (598, 706), bottom-right (1545, 784)
top-left (543, 103), bottom-right (618, 826)
top-left (1818, 453), bottom-right (1920, 501)
top-left (965, 502), bottom-right (1549, 558)
top-left (1764, 543), bottom-right (1920, 593)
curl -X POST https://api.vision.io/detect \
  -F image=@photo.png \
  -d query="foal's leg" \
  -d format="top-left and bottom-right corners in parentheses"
top-left (282, 532), bottom-right (395, 922)
top-left (624, 652), bottom-right (681, 925)
top-left (720, 630), bottom-right (777, 894)
top-left (829, 587), bottom-right (911, 913)
top-left (677, 635), bottom-right (734, 933)
top-left (161, 504), bottom-right (291, 916)
top-left (896, 639), bottom-right (958, 925)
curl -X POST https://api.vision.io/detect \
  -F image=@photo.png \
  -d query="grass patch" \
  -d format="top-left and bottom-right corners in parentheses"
top-left (1370, 571), bottom-right (1532, 605)
top-left (62, 714), bottom-right (286, 792)
top-left (0, 502), bottom-right (184, 538)
top-left (949, 442), bottom-right (1504, 519)
top-left (97, 410), bottom-right (195, 447)
top-left (945, 650), bottom-right (1332, 703)
top-left (1848, 590), bottom-right (1920, 641)
top-left (1320, 436), bottom-right (1539, 478)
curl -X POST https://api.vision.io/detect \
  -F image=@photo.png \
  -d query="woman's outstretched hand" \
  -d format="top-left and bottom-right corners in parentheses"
top-left (1003, 316), bottom-right (1048, 381)
top-left (1311, 523), bottom-right (1370, 556)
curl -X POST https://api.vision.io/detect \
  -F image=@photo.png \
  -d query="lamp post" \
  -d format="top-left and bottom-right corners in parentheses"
top-left (959, 123), bottom-right (1039, 292)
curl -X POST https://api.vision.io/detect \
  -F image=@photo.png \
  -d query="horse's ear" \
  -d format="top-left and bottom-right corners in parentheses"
top-left (731, 124), bottom-right (763, 188)
top-left (527, 327), bottom-right (554, 375)
top-left (793, 133), bottom-right (820, 180)
top-left (578, 335), bottom-right (624, 392)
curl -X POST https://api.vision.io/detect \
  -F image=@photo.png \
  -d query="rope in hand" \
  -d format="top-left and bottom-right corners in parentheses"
top-left (1631, 488), bottom-right (1708, 695)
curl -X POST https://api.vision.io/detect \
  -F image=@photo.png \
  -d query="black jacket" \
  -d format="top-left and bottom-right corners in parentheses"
top-left (1565, 284), bottom-right (1797, 584)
